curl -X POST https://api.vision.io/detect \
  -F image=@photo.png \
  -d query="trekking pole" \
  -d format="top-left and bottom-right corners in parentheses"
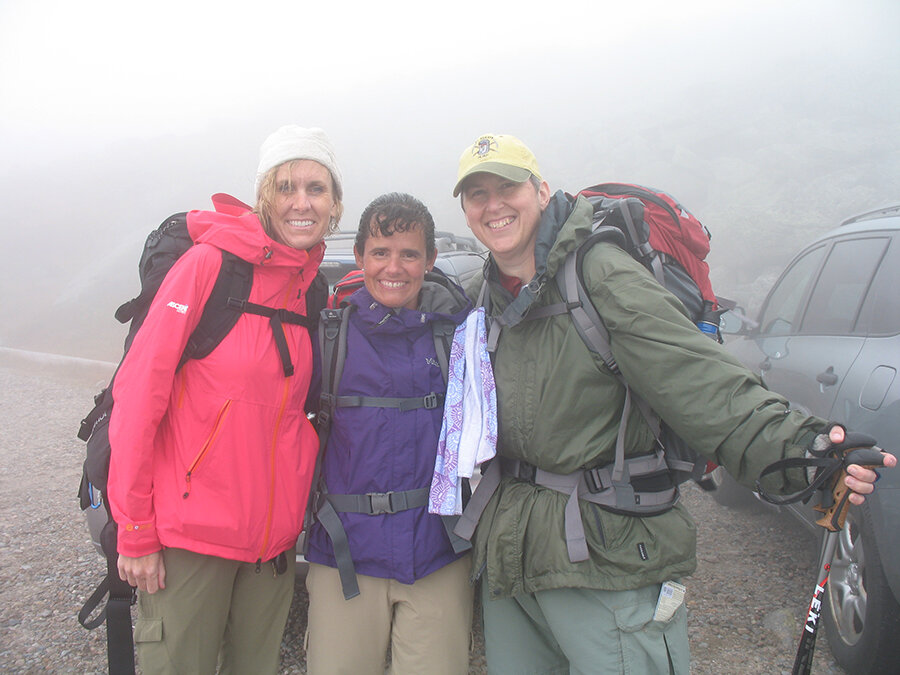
top-left (790, 445), bottom-right (886, 675)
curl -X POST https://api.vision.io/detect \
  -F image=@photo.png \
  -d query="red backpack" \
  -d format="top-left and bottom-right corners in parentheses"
top-left (575, 183), bottom-right (721, 331)
top-left (327, 269), bottom-right (365, 309)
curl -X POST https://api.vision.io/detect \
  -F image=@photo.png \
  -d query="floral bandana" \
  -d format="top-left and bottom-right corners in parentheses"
top-left (429, 307), bottom-right (498, 515)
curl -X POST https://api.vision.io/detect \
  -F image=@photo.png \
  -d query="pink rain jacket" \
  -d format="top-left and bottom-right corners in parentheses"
top-left (108, 194), bottom-right (323, 563)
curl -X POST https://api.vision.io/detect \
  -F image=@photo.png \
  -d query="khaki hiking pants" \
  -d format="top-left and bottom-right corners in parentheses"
top-left (133, 547), bottom-right (295, 675)
top-left (304, 555), bottom-right (473, 675)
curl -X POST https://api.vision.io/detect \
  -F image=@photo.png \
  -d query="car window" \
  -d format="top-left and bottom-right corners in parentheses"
top-left (758, 245), bottom-right (826, 335)
top-left (435, 252), bottom-right (485, 288)
top-left (857, 234), bottom-right (900, 335)
top-left (800, 237), bottom-right (888, 335)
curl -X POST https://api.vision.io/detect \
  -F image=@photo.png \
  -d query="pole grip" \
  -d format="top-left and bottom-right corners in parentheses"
top-left (816, 446), bottom-right (885, 531)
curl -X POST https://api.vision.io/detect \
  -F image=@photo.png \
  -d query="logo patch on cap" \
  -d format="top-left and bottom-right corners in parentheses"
top-left (474, 136), bottom-right (498, 158)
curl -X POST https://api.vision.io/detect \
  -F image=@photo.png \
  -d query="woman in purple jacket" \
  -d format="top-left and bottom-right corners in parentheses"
top-left (304, 193), bottom-right (474, 674)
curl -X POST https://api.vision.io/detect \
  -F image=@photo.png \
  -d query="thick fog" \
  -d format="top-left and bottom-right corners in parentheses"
top-left (1, 0), bottom-right (898, 362)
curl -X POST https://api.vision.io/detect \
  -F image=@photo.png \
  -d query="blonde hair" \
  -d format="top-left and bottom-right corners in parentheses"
top-left (254, 160), bottom-right (344, 238)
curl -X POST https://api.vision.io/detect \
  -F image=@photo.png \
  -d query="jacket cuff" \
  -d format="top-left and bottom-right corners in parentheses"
top-left (116, 519), bottom-right (161, 558)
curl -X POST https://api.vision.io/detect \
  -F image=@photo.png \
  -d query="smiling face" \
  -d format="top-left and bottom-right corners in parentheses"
top-left (460, 172), bottom-right (550, 276)
top-left (266, 159), bottom-right (338, 250)
top-left (355, 223), bottom-right (436, 310)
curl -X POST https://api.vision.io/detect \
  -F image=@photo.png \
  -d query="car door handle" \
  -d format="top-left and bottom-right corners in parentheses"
top-left (816, 367), bottom-right (838, 387)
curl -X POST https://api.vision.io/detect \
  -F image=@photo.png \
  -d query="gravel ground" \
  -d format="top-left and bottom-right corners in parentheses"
top-left (0, 357), bottom-right (847, 674)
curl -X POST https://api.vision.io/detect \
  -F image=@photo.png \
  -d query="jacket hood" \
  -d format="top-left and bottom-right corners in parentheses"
top-left (348, 269), bottom-right (472, 330)
top-left (491, 190), bottom-right (594, 328)
top-left (186, 192), bottom-right (326, 269)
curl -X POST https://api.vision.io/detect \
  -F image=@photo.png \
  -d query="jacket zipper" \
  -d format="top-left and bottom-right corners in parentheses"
top-left (256, 375), bottom-right (291, 567)
top-left (183, 399), bottom-right (233, 498)
top-left (255, 279), bottom-right (300, 567)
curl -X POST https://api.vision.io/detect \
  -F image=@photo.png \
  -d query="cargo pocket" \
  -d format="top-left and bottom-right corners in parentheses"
top-left (133, 617), bottom-right (163, 643)
top-left (133, 617), bottom-right (168, 671)
top-left (614, 601), bottom-right (689, 675)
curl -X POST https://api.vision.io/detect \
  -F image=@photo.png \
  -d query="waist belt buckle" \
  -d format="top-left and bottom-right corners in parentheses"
top-left (423, 393), bottom-right (439, 409)
top-left (367, 492), bottom-right (395, 515)
top-left (517, 461), bottom-right (536, 482)
top-left (584, 467), bottom-right (607, 494)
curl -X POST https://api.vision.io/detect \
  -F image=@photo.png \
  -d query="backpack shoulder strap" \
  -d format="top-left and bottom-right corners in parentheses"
top-left (431, 320), bottom-right (454, 384)
top-left (476, 278), bottom-right (504, 353)
top-left (556, 225), bottom-right (625, 373)
top-left (562, 228), bottom-right (661, 429)
top-left (305, 270), bottom-right (329, 328)
top-left (316, 307), bottom-right (444, 413)
top-left (301, 305), bottom-right (351, 578)
top-left (316, 306), bottom-right (352, 433)
top-left (179, 250), bottom-right (254, 370)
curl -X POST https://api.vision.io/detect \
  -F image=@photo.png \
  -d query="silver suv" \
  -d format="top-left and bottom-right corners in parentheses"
top-left (716, 205), bottom-right (900, 674)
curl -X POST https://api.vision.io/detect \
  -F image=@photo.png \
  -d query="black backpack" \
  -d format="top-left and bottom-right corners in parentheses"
top-left (75, 212), bottom-right (327, 675)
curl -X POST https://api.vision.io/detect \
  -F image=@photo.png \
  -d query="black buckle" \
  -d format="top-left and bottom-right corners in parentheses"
top-left (584, 468), bottom-right (606, 494)
top-left (423, 393), bottom-right (439, 409)
top-left (367, 492), bottom-right (395, 515)
top-left (318, 394), bottom-right (335, 429)
top-left (512, 460), bottom-right (536, 482)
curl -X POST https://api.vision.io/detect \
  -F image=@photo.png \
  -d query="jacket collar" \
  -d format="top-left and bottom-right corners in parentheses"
top-left (186, 193), bottom-right (326, 273)
top-left (349, 270), bottom-right (472, 330)
top-left (488, 191), bottom-right (594, 328)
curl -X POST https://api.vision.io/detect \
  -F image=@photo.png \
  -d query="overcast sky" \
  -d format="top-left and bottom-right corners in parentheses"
top-left (4, 0), bottom-right (895, 180)
top-left (1, 0), bottom-right (898, 359)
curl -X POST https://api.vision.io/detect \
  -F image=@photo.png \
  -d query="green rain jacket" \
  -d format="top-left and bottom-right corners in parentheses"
top-left (466, 192), bottom-right (823, 599)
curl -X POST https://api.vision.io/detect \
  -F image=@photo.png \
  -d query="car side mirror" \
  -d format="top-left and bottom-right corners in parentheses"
top-left (719, 307), bottom-right (757, 335)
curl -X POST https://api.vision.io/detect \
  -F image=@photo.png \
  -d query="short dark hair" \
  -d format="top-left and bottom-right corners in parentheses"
top-left (355, 192), bottom-right (436, 258)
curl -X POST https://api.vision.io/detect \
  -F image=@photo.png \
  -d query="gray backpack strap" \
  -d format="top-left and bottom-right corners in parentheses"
top-left (313, 498), bottom-right (360, 599)
top-left (319, 485), bottom-right (447, 594)
top-left (432, 321), bottom-right (454, 383)
top-left (477, 279), bottom-right (509, 354)
top-left (558, 238), bottom-right (664, 443)
top-left (309, 307), bottom-right (361, 599)
top-left (501, 450), bottom-right (676, 563)
top-left (441, 514), bottom-right (472, 554)
top-left (304, 306), bottom-right (350, 549)
top-left (559, 246), bottom-right (618, 373)
top-left (453, 457), bottom-right (502, 542)
top-left (317, 307), bottom-right (352, 430)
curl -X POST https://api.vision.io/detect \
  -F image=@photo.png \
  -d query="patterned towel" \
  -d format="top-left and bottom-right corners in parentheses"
top-left (429, 308), bottom-right (497, 515)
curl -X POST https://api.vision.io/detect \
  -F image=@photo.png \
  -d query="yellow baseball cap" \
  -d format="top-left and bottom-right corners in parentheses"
top-left (453, 133), bottom-right (542, 197)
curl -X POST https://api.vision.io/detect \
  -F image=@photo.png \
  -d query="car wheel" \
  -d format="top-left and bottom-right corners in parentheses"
top-left (823, 505), bottom-right (900, 674)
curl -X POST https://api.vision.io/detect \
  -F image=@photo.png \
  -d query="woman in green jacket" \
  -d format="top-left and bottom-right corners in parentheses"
top-left (450, 133), bottom-right (894, 675)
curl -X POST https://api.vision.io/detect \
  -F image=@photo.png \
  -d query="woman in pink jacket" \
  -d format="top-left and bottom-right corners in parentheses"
top-left (107, 125), bottom-right (342, 674)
